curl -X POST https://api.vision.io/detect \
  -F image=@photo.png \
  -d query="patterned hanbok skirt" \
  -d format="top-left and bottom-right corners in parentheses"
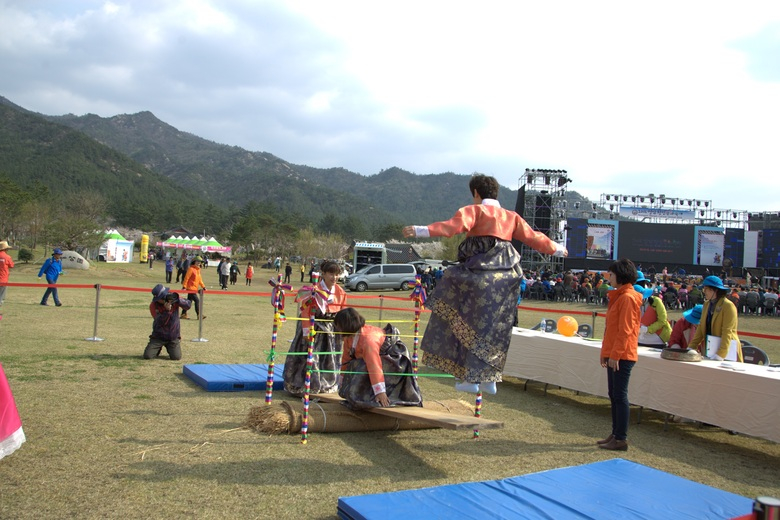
top-left (283, 314), bottom-right (342, 397)
top-left (421, 236), bottom-right (522, 383)
top-left (339, 324), bottom-right (423, 410)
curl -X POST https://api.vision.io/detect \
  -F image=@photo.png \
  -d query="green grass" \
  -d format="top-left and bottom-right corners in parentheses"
top-left (0, 260), bottom-right (779, 519)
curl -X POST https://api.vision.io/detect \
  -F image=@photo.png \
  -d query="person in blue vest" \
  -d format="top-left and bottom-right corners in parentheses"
top-left (38, 248), bottom-right (65, 306)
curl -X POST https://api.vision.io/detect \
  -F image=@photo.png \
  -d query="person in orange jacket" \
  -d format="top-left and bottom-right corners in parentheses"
top-left (181, 256), bottom-right (206, 320)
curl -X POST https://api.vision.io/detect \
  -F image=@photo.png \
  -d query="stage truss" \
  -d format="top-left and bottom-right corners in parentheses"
top-left (598, 193), bottom-right (748, 229)
top-left (517, 169), bottom-right (569, 274)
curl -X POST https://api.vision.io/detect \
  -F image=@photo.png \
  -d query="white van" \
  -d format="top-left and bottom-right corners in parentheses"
top-left (343, 263), bottom-right (417, 292)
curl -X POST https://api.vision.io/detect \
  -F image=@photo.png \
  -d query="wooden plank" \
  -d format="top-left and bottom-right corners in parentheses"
top-left (310, 393), bottom-right (504, 430)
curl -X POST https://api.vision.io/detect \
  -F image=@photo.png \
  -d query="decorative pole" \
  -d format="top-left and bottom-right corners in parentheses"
top-left (265, 275), bottom-right (291, 405)
top-left (409, 274), bottom-right (427, 374)
top-left (300, 272), bottom-right (325, 445)
top-left (473, 391), bottom-right (483, 439)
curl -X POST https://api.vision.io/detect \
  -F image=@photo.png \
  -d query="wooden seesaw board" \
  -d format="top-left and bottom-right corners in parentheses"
top-left (309, 393), bottom-right (504, 431)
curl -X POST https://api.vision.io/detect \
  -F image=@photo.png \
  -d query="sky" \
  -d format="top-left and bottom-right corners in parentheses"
top-left (2, 1), bottom-right (780, 213)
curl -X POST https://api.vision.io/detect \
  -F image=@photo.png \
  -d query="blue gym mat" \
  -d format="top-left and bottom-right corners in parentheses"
top-left (183, 364), bottom-right (284, 392)
top-left (337, 458), bottom-right (752, 520)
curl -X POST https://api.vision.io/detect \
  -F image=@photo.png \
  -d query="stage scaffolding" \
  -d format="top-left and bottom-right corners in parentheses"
top-left (515, 169), bottom-right (570, 274)
top-left (597, 193), bottom-right (748, 229)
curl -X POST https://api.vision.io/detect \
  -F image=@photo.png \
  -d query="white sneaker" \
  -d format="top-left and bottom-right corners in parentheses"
top-left (455, 381), bottom-right (480, 393)
top-left (479, 382), bottom-right (497, 395)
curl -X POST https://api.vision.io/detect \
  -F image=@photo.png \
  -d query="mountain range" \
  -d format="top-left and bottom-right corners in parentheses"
top-left (0, 95), bottom-right (602, 238)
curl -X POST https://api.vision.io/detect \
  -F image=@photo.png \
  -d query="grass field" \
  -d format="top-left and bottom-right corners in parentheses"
top-left (1, 259), bottom-right (779, 519)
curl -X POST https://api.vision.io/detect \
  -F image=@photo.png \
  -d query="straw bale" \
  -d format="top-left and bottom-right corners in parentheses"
top-left (245, 399), bottom-right (474, 435)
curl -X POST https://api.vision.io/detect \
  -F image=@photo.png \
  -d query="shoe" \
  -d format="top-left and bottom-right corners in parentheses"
top-left (598, 438), bottom-right (628, 451)
top-left (479, 382), bottom-right (497, 395)
top-left (455, 381), bottom-right (480, 393)
top-left (596, 434), bottom-right (614, 445)
top-left (199, 316), bottom-right (207, 320)
top-left (181, 314), bottom-right (189, 319)
top-left (55, 303), bottom-right (62, 307)
top-left (40, 302), bottom-right (48, 306)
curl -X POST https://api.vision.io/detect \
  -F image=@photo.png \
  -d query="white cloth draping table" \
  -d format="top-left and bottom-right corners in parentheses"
top-left (505, 328), bottom-right (780, 443)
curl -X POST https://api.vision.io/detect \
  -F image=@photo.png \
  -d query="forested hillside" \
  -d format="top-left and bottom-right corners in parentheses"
top-left (0, 103), bottom-right (224, 231)
top-left (0, 95), bottom-right (602, 254)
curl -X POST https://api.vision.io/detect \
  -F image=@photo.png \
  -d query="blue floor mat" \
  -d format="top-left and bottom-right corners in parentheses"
top-left (337, 459), bottom-right (752, 520)
top-left (183, 363), bottom-right (284, 392)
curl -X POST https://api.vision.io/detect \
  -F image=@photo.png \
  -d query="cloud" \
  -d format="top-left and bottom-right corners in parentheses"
top-left (1, 1), bottom-right (780, 211)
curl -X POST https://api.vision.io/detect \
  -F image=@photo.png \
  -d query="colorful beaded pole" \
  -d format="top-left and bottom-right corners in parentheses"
top-left (300, 272), bottom-right (322, 445)
top-left (473, 391), bottom-right (483, 439)
top-left (265, 275), bottom-right (291, 405)
top-left (408, 274), bottom-right (427, 374)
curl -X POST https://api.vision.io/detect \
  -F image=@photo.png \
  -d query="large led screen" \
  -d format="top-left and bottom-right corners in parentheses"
top-left (617, 222), bottom-right (695, 265)
top-left (695, 227), bottom-right (725, 266)
top-left (586, 222), bottom-right (617, 260)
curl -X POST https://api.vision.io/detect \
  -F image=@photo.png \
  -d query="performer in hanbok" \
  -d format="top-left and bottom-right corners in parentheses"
top-left (0, 362), bottom-right (25, 460)
top-left (335, 307), bottom-right (423, 410)
top-left (283, 260), bottom-right (347, 396)
top-left (402, 174), bottom-right (567, 394)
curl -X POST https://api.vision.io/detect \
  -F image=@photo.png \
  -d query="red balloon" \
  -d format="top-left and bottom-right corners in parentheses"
top-left (557, 316), bottom-right (579, 337)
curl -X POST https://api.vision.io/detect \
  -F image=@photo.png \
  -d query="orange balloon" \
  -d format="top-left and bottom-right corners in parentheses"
top-left (557, 316), bottom-right (578, 337)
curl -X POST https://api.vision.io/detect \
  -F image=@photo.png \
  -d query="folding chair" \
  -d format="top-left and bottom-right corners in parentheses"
top-left (741, 345), bottom-right (770, 365)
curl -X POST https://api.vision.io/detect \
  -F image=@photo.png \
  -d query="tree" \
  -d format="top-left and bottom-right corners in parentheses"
top-left (294, 228), bottom-right (320, 261)
top-left (440, 234), bottom-right (464, 262)
top-left (373, 222), bottom-right (404, 242)
top-left (19, 199), bottom-right (53, 249)
top-left (0, 176), bottom-right (32, 242)
top-left (17, 248), bottom-right (33, 263)
top-left (44, 192), bottom-right (109, 251)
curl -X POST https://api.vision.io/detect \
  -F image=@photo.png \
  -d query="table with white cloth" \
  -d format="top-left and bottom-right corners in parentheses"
top-left (505, 328), bottom-right (780, 443)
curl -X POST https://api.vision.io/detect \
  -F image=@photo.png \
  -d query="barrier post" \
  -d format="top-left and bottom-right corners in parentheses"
top-left (592, 311), bottom-right (597, 335)
top-left (85, 284), bottom-right (104, 342)
top-left (192, 289), bottom-right (208, 343)
top-left (378, 294), bottom-right (384, 322)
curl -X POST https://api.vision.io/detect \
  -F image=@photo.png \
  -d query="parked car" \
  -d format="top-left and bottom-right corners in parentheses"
top-left (343, 263), bottom-right (417, 292)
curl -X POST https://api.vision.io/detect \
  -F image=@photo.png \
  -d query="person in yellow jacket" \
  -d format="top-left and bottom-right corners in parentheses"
top-left (181, 256), bottom-right (206, 320)
top-left (688, 276), bottom-right (742, 361)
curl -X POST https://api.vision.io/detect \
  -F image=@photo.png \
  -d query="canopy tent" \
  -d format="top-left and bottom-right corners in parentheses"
top-left (100, 229), bottom-right (133, 263)
top-left (105, 229), bottom-right (125, 240)
top-left (156, 236), bottom-right (231, 253)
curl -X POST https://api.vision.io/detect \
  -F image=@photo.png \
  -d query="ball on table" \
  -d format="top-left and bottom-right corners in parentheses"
top-left (557, 316), bottom-right (579, 337)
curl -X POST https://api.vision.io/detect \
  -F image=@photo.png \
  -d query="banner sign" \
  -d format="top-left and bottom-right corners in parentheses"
top-left (618, 206), bottom-right (696, 220)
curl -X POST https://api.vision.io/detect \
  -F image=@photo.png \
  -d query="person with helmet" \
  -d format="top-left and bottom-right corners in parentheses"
top-left (38, 248), bottom-right (65, 306)
top-left (688, 276), bottom-right (743, 361)
top-left (181, 256), bottom-right (206, 320)
top-left (143, 284), bottom-right (191, 360)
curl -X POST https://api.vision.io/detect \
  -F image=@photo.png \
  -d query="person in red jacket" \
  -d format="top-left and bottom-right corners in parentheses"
top-left (0, 240), bottom-right (15, 307)
top-left (668, 304), bottom-right (702, 350)
top-left (598, 258), bottom-right (642, 451)
top-left (402, 174), bottom-right (567, 394)
top-left (335, 307), bottom-right (422, 410)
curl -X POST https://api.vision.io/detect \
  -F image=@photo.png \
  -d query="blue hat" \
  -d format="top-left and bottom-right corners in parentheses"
top-left (635, 270), bottom-right (651, 287)
top-left (53, 248), bottom-right (63, 255)
top-left (683, 304), bottom-right (703, 325)
top-left (151, 284), bottom-right (169, 302)
top-left (700, 275), bottom-right (727, 290)
top-left (633, 284), bottom-right (653, 299)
